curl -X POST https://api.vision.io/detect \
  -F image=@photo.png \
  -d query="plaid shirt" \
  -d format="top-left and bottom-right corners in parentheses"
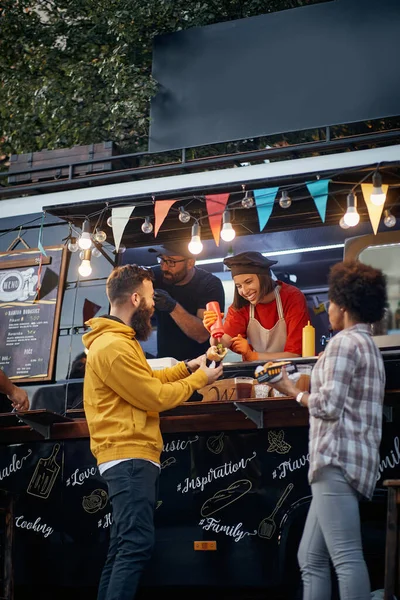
top-left (308, 324), bottom-right (385, 499)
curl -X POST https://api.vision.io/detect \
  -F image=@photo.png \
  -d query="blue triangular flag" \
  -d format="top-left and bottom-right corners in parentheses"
top-left (253, 187), bottom-right (279, 231)
top-left (306, 179), bottom-right (330, 223)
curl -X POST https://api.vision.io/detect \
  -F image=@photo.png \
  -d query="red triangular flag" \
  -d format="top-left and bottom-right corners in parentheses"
top-left (205, 194), bottom-right (230, 246)
top-left (154, 199), bottom-right (178, 237)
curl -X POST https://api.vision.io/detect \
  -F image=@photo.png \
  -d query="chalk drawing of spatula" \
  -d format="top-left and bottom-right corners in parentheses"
top-left (258, 482), bottom-right (294, 539)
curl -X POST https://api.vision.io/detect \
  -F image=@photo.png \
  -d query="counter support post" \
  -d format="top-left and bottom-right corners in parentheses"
top-left (383, 479), bottom-right (400, 600)
top-left (233, 403), bottom-right (264, 428)
top-left (0, 489), bottom-right (14, 600)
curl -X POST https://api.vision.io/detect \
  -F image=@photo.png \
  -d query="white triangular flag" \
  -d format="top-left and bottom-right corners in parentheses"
top-left (111, 206), bottom-right (135, 252)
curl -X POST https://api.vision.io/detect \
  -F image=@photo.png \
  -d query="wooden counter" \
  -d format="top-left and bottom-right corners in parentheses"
top-left (0, 348), bottom-right (398, 444)
top-left (0, 396), bottom-right (308, 443)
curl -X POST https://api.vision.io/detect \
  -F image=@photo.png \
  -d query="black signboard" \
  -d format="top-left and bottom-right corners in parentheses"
top-left (149, 0), bottom-right (400, 152)
top-left (0, 246), bottom-right (67, 383)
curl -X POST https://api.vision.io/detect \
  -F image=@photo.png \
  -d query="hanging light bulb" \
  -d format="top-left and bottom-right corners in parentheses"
top-left (279, 189), bottom-right (292, 209)
top-left (343, 192), bottom-right (360, 227)
top-left (188, 222), bottom-right (203, 255)
top-left (79, 250), bottom-right (85, 260)
top-left (78, 249), bottom-right (92, 277)
top-left (141, 216), bottom-right (153, 234)
top-left (370, 171), bottom-right (386, 206)
top-left (339, 216), bottom-right (350, 229)
top-left (220, 211), bottom-right (236, 242)
top-left (79, 260), bottom-right (92, 277)
top-left (67, 237), bottom-right (79, 252)
top-left (178, 206), bottom-right (191, 224)
top-left (241, 191), bottom-right (254, 209)
top-left (106, 216), bottom-right (113, 228)
top-left (383, 209), bottom-right (396, 228)
top-left (94, 229), bottom-right (107, 243)
top-left (78, 219), bottom-right (92, 249)
top-left (92, 247), bottom-right (102, 258)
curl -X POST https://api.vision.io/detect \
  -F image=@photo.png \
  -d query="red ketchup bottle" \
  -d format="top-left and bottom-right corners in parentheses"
top-left (206, 301), bottom-right (224, 341)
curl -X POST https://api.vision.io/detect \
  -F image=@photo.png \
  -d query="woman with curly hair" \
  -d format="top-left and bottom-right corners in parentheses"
top-left (268, 259), bottom-right (387, 600)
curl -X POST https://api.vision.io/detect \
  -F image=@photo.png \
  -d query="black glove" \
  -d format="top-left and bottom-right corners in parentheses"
top-left (154, 289), bottom-right (177, 313)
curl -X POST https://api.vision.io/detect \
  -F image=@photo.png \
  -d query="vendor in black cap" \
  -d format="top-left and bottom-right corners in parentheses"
top-left (203, 251), bottom-right (309, 361)
top-left (151, 241), bottom-right (225, 361)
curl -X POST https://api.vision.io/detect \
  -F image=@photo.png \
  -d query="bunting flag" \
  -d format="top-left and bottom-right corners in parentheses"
top-left (154, 199), bottom-right (178, 237)
top-left (253, 188), bottom-right (279, 231)
top-left (205, 193), bottom-right (230, 246)
top-left (83, 298), bottom-right (102, 330)
top-left (306, 179), bottom-right (330, 223)
top-left (35, 212), bottom-right (47, 299)
top-left (111, 206), bottom-right (135, 252)
top-left (38, 211), bottom-right (47, 257)
top-left (361, 183), bottom-right (389, 234)
top-left (35, 255), bottom-right (43, 301)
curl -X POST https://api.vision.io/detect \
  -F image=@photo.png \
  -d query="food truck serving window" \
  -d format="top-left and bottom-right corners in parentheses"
top-left (344, 230), bottom-right (400, 342)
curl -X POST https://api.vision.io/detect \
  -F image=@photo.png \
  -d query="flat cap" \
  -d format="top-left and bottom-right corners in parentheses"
top-left (223, 251), bottom-right (277, 276)
top-left (148, 241), bottom-right (193, 258)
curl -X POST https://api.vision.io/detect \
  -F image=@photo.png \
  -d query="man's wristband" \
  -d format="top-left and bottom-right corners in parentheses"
top-left (184, 360), bottom-right (193, 374)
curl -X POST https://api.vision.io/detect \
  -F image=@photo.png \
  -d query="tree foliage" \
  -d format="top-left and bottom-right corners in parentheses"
top-left (0, 0), bottom-right (324, 156)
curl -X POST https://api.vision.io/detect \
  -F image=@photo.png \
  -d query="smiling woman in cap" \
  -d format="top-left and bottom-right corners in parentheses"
top-left (203, 251), bottom-right (310, 362)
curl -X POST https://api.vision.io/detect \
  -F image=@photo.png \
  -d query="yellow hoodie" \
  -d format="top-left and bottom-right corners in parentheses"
top-left (83, 316), bottom-right (208, 466)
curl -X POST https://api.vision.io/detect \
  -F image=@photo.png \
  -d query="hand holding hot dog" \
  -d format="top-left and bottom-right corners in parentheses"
top-left (198, 354), bottom-right (223, 384)
top-left (267, 367), bottom-right (299, 397)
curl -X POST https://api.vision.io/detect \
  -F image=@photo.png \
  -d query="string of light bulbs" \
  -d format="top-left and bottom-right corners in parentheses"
top-left (62, 163), bottom-right (397, 275)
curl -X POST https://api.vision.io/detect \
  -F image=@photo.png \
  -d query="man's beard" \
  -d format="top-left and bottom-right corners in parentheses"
top-left (162, 263), bottom-right (188, 285)
top-left (130, 300), bottom-right (154, 341)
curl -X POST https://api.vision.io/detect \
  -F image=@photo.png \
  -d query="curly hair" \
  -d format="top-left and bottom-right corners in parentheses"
top-left (328, 260), bottom-right (387, 324)
top-left (232, 272), bottom-right (275, 309)
top-left (106, 264), bottom-right (154, 306)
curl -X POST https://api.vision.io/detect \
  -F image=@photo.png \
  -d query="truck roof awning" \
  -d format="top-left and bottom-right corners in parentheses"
top-left (1, 143), bottom-right (399, 220)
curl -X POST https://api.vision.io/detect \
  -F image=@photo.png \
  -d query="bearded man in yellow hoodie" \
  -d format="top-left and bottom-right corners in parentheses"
top-left (83, 264), bottom-right (223, 600)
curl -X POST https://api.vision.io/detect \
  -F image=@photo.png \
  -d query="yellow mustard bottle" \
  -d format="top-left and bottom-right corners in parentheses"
top-left (302, 321), bottom-right (315, 357)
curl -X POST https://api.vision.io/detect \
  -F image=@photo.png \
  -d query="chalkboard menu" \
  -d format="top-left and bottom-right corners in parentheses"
top-left (0, 246), bottom-right (67, 382)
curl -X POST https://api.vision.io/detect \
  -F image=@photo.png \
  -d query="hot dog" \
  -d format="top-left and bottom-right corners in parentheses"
top-left (206, 343), bottom-right (228, 362)
top-left (254, 360), bottom-right (297, 383)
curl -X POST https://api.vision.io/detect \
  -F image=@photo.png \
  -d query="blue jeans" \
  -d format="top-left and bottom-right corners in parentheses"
top-left (298, 465), bottom-right (370, 600)
top-left (97, 459), bottom-right (160, 600)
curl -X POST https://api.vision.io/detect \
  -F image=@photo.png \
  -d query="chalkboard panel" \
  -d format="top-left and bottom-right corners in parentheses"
top-left (0, 246), bottom-right (67, 383)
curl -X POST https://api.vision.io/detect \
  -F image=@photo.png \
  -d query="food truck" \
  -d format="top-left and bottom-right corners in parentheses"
top-left (0, 135), bottom-right (399, 600)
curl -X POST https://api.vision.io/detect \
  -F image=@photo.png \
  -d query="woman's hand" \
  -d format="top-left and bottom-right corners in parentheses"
top-left (268, 367), bottom-right (299, 397)
top-left (202, 310), bottom-right (224, 333)
top-left (230, 334), bottom-right (259, 362)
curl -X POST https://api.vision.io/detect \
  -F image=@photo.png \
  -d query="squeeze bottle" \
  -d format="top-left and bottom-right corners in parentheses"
top-left (302, 321), bottom-right (315, 357)
top-left (206, 301), bottom-right (224, 340)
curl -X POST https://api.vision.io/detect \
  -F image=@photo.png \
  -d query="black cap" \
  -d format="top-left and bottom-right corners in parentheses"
top-left (223, 251), bottom-right (277, 276)
top-left (148, 241), bottom-right (193, 258)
